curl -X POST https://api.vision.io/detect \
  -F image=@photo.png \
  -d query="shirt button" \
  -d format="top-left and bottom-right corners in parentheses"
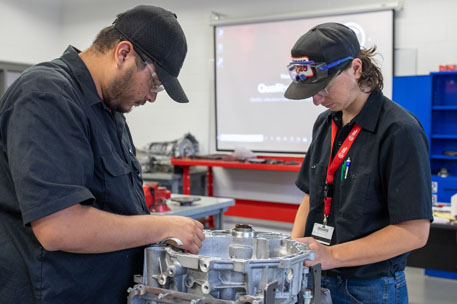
top-left (129, 148), bottom-right (133, 154)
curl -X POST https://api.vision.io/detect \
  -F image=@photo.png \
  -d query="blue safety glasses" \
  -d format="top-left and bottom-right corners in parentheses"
top-left (287, 56), bottom-right (353, 83)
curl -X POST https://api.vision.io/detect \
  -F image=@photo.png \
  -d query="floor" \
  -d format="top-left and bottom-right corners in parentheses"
top-left (222, 217), bottom-right (457, 304)
top-left (406, 267), bottom-right (457, 304)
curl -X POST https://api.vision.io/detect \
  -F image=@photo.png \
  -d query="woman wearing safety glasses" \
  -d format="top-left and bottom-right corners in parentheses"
top-left (286, 23), bottom-right (432, 304)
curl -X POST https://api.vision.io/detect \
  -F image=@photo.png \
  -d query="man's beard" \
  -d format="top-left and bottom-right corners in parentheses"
top-left (103, 66), bottom-right (137, 113)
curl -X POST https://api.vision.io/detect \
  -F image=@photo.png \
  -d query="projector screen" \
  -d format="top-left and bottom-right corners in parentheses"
top-left (214, 10), bottom-right (393, 154)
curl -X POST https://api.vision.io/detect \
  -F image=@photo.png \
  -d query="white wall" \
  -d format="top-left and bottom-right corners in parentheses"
top-left (0, 0), bottom-right (62, 64)
top-left (395, 0), bottom-right (457, 75)
top-left (2, 0), bottom-right (457, 206)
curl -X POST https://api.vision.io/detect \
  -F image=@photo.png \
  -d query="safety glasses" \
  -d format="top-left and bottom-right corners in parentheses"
top-left (143, 63), bottom-right (165, 93)
top-left (287, 56), bottom-right (353, 83)
top-left (134, 49), bottom-right (165, 93)
top-left (315, 69), bottom-right (343, 97)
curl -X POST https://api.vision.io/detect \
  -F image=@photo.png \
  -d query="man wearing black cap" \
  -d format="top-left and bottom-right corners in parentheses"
top-left (0, 5), bottom-right (204, 304)
top-left (287, 23), bottom-right (433, 303)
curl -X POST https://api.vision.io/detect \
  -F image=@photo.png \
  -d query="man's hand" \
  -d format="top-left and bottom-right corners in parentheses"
top-left (161, 216), bottom-right (205, 254)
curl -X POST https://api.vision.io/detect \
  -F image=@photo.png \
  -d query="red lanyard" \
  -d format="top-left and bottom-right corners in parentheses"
top-left (323, 120), bottom-right (362, 225)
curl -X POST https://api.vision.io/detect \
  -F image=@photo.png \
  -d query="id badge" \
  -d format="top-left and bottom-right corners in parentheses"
top-left (311, 223), bottom-right (334, 246)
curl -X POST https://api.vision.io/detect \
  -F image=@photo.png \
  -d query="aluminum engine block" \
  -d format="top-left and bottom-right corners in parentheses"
top-left (127, 224), bottom-right (331, 304)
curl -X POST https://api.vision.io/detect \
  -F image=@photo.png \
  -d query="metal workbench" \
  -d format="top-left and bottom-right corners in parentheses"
top-left (155, 195), bottom-right (235, 229)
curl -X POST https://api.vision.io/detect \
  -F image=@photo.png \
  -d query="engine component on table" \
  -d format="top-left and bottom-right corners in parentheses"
top-left (143, 183), bottom-right (171, 212)
top-left (127, 224), bottom-right (331, 304)
top-left (148, 133), bottom-right (198, 158)
top-left (139, 133), bottom-right (199, 173)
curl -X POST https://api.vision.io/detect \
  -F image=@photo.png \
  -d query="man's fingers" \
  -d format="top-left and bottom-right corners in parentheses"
top-left (165, 217), bottom-right (206, 254)
top-left (197, 229), bottom-right (205, 241)
top-left (186, 242), bottom-right (200, 254)
top-left (192, 236), bottom-right (202, 249)
top-left (195, 220), bottom-right (204, 229)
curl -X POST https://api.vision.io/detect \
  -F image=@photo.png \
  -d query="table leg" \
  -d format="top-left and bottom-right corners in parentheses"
top-left (213, 210), bottom-right (223, 230)
top-left (207, 167), bottom-right (213, 196)
top-left (183, 166), bottom-right (190, 195)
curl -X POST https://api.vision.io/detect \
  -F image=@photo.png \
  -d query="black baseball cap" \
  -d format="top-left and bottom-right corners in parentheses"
top-left (284, 23), bottom-right (360, 100)
top-left (113, 5), bottom-right (189, 103)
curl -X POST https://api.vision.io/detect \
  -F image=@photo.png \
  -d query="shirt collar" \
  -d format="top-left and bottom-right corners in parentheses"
top-left (60, 45), bottom-right (102, 107)
top-left (328, 90), bottom-right (384, 132)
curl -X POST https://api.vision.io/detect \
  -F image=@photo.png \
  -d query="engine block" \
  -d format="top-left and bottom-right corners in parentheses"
top-left (127, 224), bottom-right (330, 304)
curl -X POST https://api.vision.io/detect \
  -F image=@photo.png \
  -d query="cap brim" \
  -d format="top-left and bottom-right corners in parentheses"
top-left (155, 64), bottom-right (189, 103)
top-left (284, 77), bottom-right (332, 100)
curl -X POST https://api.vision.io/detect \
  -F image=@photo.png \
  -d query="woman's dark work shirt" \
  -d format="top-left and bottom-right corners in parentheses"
top-left (0, 46), bottom-right (149, 303)
top-left (295, 90), bottom-right (433, 279)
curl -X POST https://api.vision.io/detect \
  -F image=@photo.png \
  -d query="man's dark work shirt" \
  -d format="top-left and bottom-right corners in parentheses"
top-left (295, 90), bottom-right (433, 279)
top-left (0, 46), bottom-right (149, 303)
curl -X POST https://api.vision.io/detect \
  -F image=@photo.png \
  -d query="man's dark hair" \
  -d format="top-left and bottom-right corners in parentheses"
top-left (91, 25), bottom-right (144, 68)
top-left (356, 46), bottom-right (384, 93)
top-left (92, 26), bottom-right (120, 53)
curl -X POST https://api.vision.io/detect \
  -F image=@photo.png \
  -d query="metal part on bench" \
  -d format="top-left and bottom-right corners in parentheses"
top-left (128, 224), bottom-right (330, 304)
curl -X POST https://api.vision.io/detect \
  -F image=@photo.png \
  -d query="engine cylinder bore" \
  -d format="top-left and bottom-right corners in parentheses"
top-left (231, 224), bottom-right (255, 238)
top-left (228, 243), bottom-right (253, 259)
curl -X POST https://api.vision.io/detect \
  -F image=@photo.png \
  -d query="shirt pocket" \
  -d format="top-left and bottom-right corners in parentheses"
top-left (102, 154), bottom-right (130, 176)
top-left (338, 171), bottom-right (371, 220)
top-left (101, 153), bottom-right (131, 209)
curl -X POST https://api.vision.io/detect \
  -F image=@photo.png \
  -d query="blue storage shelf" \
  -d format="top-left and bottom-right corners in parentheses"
top-left (432, 105), bottom-right (457, 110)
top-left (425, 269), bottom-right (457, 280)
top-left (431, 176), bottom-right (457, 202)
top-left (394, 72), bottom-right (457, 203)
top-left (431, 155), bottom-right (457, 160)
top-left (431, 71), bottom-right (457, 76)
top-left (431, 111), bottom-right (457, 135)
top-left (431, 135), bottom-right (457, 139)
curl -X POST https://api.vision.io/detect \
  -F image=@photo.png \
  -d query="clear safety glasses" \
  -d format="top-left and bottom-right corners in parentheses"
top-left (316, 69), bottom-right (344, 97)
top-left (143, 63), bottom-right (165, 93)
top-left (135, 49), bottom-right (165, 93)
